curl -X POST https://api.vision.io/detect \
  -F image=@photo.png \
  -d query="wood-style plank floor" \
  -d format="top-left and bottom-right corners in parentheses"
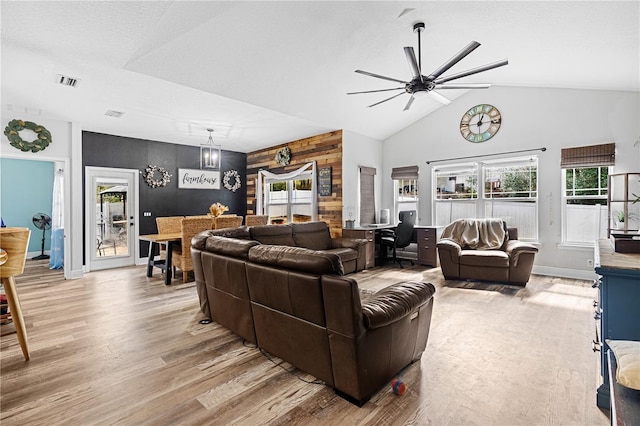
top-left (1, 260), bottom-right (609, 425)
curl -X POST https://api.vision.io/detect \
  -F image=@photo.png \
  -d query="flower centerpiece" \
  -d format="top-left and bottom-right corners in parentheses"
top-left (209, 202), bottom-right (229, 217)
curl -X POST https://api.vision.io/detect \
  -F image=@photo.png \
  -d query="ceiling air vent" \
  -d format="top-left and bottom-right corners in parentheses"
top-left (56, 74), bottom-right (80, 88)
top-left (104, 110), bottom-right (124, 118)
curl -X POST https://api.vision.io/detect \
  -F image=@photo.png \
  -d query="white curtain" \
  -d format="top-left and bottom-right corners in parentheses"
top-left (49, 169), bottom-right (64, 269)
top-left (256, 162), bottom-right (317, 220)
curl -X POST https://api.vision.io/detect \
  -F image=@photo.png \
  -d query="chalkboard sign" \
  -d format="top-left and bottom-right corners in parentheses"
top-left (318, 167), bottom-right (332, 196)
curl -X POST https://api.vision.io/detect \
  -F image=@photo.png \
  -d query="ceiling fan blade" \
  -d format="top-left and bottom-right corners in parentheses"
top-left (347, 87), bottom-right (405, 95)
top-left (426, 41), bottom-right (481, 80)
top-left (404, 47), bottom-right (422, 80)
top-left (434, 59), bottom-right (509, 84)
top-left (434, 83), bottom-right (492, 89)
top-left (355, 70), bottom-right (408, 85)
top-left (367, 91), bottom-right (406, 108)
top-left (427, 90), bottom-right (451, 105)
top-left (403, 95), bottom-right (415, 111)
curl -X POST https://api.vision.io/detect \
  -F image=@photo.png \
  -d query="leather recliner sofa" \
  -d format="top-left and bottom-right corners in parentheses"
top-left (191, 231), bottom-right (436, 405)
top-left (436, 218), bottom-right (538, 285)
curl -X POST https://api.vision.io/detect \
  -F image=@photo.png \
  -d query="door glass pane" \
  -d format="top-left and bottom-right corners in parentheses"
top-left (95, 181), bottom-right (128, 257)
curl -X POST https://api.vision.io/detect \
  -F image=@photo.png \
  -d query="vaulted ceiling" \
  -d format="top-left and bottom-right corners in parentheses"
top-left (1, 1), bottom-right (638, 152)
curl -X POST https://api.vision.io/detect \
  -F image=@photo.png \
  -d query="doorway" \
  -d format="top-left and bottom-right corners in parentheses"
top-left (85, 167), bottom-right (139, 271)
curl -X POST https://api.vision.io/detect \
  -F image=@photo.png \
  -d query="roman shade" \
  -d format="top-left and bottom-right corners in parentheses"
top-left (359, 166), bottom-right (376, 225)
top-left (560, 143), bottom-right (615, 168)
top-left (391, 166), bottom-right (419, 180)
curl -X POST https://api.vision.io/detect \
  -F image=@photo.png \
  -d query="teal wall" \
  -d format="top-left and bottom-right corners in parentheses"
top-left (0, 158), bottom-right (54, 253)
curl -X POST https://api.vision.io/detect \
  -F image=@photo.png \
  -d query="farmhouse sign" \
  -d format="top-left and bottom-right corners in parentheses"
top-left (178, 168), bottom-right (221, 189)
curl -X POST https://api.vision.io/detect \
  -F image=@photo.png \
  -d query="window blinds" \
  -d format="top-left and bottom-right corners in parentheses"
top-left (560, 143), bottom-right (615, 168)
top-left (390, 165), bottom-right (419, 180)
top-left (359, 166), bottom-right (376, 225)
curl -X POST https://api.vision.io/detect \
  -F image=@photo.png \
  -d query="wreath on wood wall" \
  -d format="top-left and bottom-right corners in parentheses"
top-left (223, 170), bottom-right (242, 192)
top-left (275, 146), bottom-right (291, 166)
top-left (4, 119), bottom-right (52, 152)
top-left (144, 165), bottom-right (172, 188)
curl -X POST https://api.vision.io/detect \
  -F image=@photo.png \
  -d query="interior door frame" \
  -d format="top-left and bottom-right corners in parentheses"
top-left (0, 153), bottom-right (72, 279)
top-left (84, 166), bottom-right (140, 271)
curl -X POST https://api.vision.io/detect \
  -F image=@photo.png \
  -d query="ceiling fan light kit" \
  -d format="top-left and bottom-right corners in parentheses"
top-left (349, 21), bottom-right (508, 111)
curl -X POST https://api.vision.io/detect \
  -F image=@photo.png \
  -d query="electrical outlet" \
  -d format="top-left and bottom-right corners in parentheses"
top-left (587, 259), bottom-right (594, 267)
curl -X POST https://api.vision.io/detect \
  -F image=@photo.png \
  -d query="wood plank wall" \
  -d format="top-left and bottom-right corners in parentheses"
top-left (246, 130), bottom-right (343, 237)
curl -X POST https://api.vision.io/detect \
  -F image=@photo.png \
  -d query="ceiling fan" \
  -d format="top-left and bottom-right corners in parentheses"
top-left (348, 22), bottom-right (508, 111)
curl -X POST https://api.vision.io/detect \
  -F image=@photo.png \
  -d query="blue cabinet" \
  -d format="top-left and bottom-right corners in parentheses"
top-left (594, 240), bottom-right (640, 409)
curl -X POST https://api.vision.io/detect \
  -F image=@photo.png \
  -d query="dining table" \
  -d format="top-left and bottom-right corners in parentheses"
top-left (139, 232), bottom-right (182, 285)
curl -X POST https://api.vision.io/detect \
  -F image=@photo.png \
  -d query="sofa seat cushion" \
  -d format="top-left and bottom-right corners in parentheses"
top-left (459, 249), bottom-right (509, 268)
top-left (325, 247), bottom-right (358, 263)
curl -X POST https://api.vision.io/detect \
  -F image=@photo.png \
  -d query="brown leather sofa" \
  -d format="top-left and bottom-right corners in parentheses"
top-left (191, 230), bottom-right (436, 405)
top-left (436, 219), bottom-right (538, 285)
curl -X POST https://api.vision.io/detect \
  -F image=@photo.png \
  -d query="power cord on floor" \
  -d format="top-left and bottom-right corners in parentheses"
top-left (253, 345), bottom-right (324, 385)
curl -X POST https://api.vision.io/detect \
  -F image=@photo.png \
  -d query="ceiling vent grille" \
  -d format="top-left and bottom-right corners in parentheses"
top-left (104, 110), bottom-right (124, 118)
top-left (56, 74), bottom-right (80, 88)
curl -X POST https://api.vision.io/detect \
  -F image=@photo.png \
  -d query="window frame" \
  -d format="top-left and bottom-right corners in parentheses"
top-left (393, 178), bottom-right (419, 224)
top-left (561, 166), bottom-right (610, 246)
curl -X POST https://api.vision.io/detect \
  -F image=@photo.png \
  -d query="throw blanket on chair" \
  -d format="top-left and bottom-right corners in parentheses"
top-left (441, 218), bottom-right (506, 250)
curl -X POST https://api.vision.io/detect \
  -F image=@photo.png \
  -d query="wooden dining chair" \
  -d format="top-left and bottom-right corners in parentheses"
top-left (155, 216), bottom-right (184, 263)
top-left (0, 227), bottom-right (31, 360)
top-left (172, 216), bottom-right (214, 282)
top-left (214, 215), bottom-right (243, 229)
top-left (245, 215), bottom-right (269, 227)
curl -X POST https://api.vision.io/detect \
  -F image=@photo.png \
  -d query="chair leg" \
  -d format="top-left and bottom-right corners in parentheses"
top-left (183, 271), bottom-right (188, 283)
top-left (2, 276), bottom-right (29, 361)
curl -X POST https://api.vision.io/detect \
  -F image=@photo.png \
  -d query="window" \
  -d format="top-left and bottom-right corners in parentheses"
top-left (359, 166), bottom-right (376, 225)
top-left (560, 143), bottom-right (615, 245)
top-left (562, 166), bottom-right (609, 244)
top-left (257, 162), bottom-right (317, 224)
top-left (392, 166), bottom-right (419, 223)
top-left (433, 156), bottom-right (539, 241)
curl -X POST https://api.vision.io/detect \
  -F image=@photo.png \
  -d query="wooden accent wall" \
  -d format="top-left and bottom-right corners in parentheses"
top-left (246, 130), bottom-right (343, 237)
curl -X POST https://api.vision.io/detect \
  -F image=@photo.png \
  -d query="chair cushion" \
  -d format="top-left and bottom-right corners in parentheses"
top-left (459, 250), bottom-right (509, 267)
top-left (325, 247), bottom-right (358, 262)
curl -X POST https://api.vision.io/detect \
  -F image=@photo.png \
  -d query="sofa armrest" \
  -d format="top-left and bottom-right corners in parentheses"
top-left (504, 240), bottom-right (538, 258)
top-left (332, 238), bottom-right (368, 271)
top-left (361, 281), bottom-right (436, 329)
top-left (331, 237), bottom-right (368, 250)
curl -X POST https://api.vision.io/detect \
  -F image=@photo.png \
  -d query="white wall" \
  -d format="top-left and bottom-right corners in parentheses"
top-left (381, 86), bottom-right (640, 278)
top-left (342, 130), bottom-right (383, 227)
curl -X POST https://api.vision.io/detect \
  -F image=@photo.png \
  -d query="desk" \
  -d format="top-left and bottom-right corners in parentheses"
top-left (342, 225), bottom-right (441, 268)
top-left (139, 233), bottom-right (181, 285)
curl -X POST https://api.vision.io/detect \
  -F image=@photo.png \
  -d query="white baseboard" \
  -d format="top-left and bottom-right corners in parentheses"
top-left (69, 269), bottom-right (84, 279)
top-left (532, 265), bottom-right (598, 281)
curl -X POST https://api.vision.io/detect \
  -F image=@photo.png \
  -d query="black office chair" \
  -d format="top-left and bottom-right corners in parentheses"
top-left (380, 210), bottom-right (416, 268)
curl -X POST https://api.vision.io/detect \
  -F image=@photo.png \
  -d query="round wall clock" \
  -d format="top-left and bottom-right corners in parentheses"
top-left (459, 104), bottom-right (502, 143)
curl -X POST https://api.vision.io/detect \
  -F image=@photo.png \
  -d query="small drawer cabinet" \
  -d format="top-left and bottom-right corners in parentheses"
top-left (342, 228), bottom-right (376, 269)
top-left (417, 227), bottom-right (440, 267)
top-left (593, 240), bottom-right (640, 410)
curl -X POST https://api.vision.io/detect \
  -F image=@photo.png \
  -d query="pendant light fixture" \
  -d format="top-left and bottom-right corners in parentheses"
top-left (200, 128), bottom-right (221, 170)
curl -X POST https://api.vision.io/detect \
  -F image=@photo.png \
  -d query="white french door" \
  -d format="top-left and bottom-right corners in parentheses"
top-left (85, 167), bottom-right (139, 271)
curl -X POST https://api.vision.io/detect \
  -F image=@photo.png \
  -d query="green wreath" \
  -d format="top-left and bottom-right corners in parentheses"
top-left (4, 119), bottom-right (52, 153)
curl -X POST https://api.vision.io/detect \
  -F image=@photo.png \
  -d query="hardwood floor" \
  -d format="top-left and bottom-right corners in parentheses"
top-left (1, 260), bottom-right (609, 425)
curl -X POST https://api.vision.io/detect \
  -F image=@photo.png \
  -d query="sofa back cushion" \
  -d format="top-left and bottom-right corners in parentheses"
top-left (248, 244), bottom-right (344, 276)
top-left (192, 227), bottom-right (251, 250)
top-left (249, 224), bottom-right (295, 246)
top-left (291, 221), bottom-right (332, 250)
top-left (205, 235), bottom-right (259, 259)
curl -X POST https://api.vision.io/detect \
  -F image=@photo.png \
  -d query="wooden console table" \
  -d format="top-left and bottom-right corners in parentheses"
top-left (593, 239), bottom-right (640, 410)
